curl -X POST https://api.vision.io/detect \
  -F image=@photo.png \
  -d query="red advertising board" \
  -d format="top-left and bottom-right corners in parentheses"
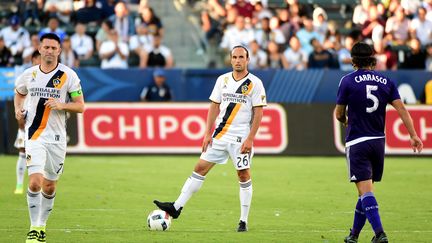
top-left (68, 103), bottom-right (287, 154)
top-left (333, 105), bottom-right (432, 154)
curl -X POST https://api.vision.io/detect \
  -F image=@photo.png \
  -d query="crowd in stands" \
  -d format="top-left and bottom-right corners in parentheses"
top-left (195, 0), bottom-right (432, 70)
top-left (0, 0), bottom-right (174, 69)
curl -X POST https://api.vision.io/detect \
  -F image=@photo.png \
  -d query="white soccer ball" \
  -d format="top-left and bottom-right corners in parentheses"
top-left (147, 210), bottom-right (172, 231)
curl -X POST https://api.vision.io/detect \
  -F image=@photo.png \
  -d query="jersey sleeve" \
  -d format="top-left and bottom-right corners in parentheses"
top-left (15, 71), bottom-right (29, 95)
top-left (68, 70), bottom-right (82, 94)
top-left (251, 79), bottom-right (267, 107)
top-left (209, 76), bottom-right (222, 103)
top-left (388, 79), bottom-right (401, 102)
top-left (336, 77), bottom-right (348, 105)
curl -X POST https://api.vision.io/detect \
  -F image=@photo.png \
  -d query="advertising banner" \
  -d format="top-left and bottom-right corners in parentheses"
top-left (67, 103), bottom-right (287, 154)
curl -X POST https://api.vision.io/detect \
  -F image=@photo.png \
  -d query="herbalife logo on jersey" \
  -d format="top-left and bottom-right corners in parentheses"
top-left (29, 87), bottom-right (61, 99)
top-left (222, 93), bottom-right (247, 103)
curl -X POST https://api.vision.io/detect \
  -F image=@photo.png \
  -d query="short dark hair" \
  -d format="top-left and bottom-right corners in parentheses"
top-left (31, 50), bottom-right (40, 59)
top-left (40, 33), bottom-right (61, 45)
top-left (231, 45), bottom-right (249, 58)
top-left (351, 42), bottom-right (376, 69)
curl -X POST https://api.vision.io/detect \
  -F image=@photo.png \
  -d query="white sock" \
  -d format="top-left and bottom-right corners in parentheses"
top-left (16, 152), bottom-right (26, 186)
top-left (239, 180), bottom-right (253, 223)
top-left (174, 172), bottom-right (205, 210)
top-left (39, 191), bottom-right (56, 227)
top-left (27, 189), bottom-right (41, 227)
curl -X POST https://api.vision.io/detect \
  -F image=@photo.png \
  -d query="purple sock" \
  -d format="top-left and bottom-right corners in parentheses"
top-left (351, 197), bottom-right (366, 236)
top-left (361, 192), bottom-right (384, 235)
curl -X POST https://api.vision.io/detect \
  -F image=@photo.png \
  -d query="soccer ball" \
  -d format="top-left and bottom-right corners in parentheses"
top-left (147, 210), bottom-right (172, 231)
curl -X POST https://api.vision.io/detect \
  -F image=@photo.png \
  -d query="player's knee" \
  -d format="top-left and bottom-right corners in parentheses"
top-left (237, 170), bottom-right (250, 182)
top-left (43, 184), bottom-right (56, 195)
top-left (28, 181), bottom-right (41, 192)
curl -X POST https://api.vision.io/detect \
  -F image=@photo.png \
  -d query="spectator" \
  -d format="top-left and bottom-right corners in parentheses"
top-left (296, 17), bottom-right (323, 55)
top-left (312, 7), bottom-right (328, 39)
top-left (43, 0), bottom-right (73, 24)
top-left (385, 6), bottom-right (410, 45)
top-left (142, 33), bottom-right (173, 68)
top-left (96, 20), bottom-right (113, 51)
top-left (75, 0), bottom-right (105, 25)
top-left (130, 23), bottom-right (153, 59)
top-left (0, 15), bottom-right (31, 57)
top-left (278, 8), bottom-right (298, 43)
top-left (282, 36), bottom-right (307, 70)
top-left (18, 0), bottom-right (40, 26)
top-left (22, 34), bottom-right (39, 67)
top-left (308, 38), bottom-right (334, 69)
top-left (338, 36), bottom-right (354, 71)
top-left (138, 6), bottom-right (163, 36)
top-left (71, 23), bottom-right (94, 60)
top-left (248, 40), bottom-right (268, 69)
top-left (373, 41), bottom-right (397, 70)
top-left (99, 29), bottom-right (129, 69)
top-left (231, 0), bottom-right (254, 19)
top-left (60, 36), bottom-right (79, 68)
top-left (220, 16), bottom-right (255, 51)
top-left (410, 7), bottom-right (432, 46)
top-left (254, 17), bottom-right (285, 50)
top-left (353, 0), bottom-right (373, 26)
top-left (362, 5), bottom-right (386, 41)
top-left (109, 1), bottom-right (135, 42)
top-left (140, 69), bottom-right (172, 102)
top-left (39, 17), bottom-right (66, 42)
top-left (266, 40), bottom-right (283, 68)
top-left (253, 1), bottom-right (273, 22)
top-left (0, 36), bottom-right (14, 67)
top-left (400, 38), bottom-right (426, 69)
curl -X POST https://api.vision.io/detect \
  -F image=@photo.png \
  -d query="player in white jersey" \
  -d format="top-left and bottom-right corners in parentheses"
top-left (14, 33), bottom-right (85, 243)
top-left (154, 46), bottom-right (267, 232)
top-left (14, 50), bottom-right (41, 195)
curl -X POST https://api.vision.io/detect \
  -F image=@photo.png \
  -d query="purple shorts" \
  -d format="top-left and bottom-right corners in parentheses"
top-left (345, 138), bottom-right (385, 182)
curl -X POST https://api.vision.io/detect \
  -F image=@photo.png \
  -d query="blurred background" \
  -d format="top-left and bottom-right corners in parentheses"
top-left (0, 0), bottom-right (431, 155)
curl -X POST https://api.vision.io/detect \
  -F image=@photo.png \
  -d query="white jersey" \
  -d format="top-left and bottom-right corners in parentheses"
top-left (210, 72), bottom-right (267, 143)
top-left (15, 63), bottom-right (82, 144)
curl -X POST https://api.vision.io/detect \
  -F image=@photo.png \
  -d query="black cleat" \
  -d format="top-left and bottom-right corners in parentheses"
top-left (237, 220), bottom-right (247, 232)
top-left (153, 200), bottom-right (182, 219)
top-left (344, 233), bottom-right (358, 243)
top-left (371, 232), bottom-right (388, 243)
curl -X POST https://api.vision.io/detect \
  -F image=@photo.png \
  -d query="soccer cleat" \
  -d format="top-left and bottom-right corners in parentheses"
top-left (153, 200), bottom-right (182, 219)
top-left (38, 229), bottom-right (46, 242)
top-left (14, 184), bottom-right (24, 194)
top-left (237, 220), bottom-right (247, 232)
top-left (26, 230), bottom-right (39, 243)
top-left (344, 233), bottom-right (358, 243)
top-left (371, 232), bottom-right (388, 243)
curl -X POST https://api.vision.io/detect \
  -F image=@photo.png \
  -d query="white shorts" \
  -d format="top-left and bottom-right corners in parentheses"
top-left (25, 140), bottom-right (66, 181)
top-left (200, 139), bottom-right (253, 170)
top-left (14, 129), bottom-right (25, 149)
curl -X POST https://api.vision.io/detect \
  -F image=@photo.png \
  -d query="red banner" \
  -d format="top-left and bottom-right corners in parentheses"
top-left (68, 103), bottom-right (287, 154)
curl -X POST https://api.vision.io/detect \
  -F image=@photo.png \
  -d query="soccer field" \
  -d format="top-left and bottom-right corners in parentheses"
top-left (0, 155), bottom-right (431, 242)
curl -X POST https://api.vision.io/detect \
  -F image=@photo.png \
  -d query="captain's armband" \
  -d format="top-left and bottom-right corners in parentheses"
top-left (70, 89), bottom-right (83, 98)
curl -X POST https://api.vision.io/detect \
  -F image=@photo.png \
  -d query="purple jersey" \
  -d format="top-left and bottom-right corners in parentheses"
top-left (336, 69), bottom-right (400, 143)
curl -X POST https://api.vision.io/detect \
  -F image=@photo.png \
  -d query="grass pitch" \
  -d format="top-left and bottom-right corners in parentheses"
top-left (0, 155), bottom-right (431, 242)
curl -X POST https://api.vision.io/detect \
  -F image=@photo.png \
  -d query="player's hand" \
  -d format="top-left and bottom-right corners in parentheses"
top-left (201, 134), bottom-right (213, 153)
top-left (15, 109), bottom-right (26, 122)
top-left (410, 135), bottom-right (423, 153)
top-left (44, 98), bottom-right (64, 110)
top-left (241, 138), bottom-right (253, 154)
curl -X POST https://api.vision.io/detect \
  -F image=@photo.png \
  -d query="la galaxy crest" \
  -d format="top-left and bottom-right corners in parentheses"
top-left (241, 84), bottom-right (249, 94)
top-left (53, 78), bottom-right (61, 87)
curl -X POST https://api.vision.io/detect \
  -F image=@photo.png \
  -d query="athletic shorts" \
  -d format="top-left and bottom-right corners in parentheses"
top-left (14, 129), bottom-right (25, 149)
top-left (25, 140), bottom-right (66, 181)
top-left (346, 138), bottom-right (385, 183)
top-left (200, 138), bottom-right (253, 170)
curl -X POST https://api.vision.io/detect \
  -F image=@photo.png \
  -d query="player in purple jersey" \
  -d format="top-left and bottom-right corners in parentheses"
top-left (335, 42), bottom-right (423, 243)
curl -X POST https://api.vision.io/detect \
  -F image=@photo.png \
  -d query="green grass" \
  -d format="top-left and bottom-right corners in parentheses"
top-left (0, 155), bottom-right (431, 242)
